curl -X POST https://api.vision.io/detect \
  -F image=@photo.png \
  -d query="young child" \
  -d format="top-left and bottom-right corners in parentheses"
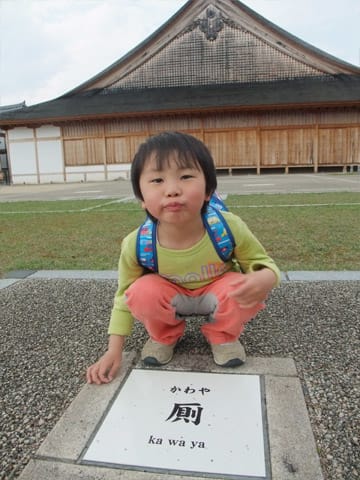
top-left (87, 131), bottom-right (280, 384)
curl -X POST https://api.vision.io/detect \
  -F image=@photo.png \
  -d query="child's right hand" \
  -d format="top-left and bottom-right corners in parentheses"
top-left (86, 350), bottom-right (122, 384)
top-left (86, 334), bottom-right (125, 385)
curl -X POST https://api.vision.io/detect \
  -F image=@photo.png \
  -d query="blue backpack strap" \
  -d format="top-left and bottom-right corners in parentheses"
top-left (209, 191), bottom-right (229, 212)
top-left (203, 203), bottom-right (235, 262)
top-left (136, 217), bottom-right (158, 272)
top-left (136, 193), bottom-right (234, 270)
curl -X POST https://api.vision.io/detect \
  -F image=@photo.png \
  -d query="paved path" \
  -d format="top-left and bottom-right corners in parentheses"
top-left (1, 172), bottom-right (359, 201)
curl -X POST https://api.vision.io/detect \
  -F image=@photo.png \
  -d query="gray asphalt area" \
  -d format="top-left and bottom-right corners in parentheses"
top-left (0, 277), bottom-right (359, 480)
top-left (1, 172), bottom-right (360, 202)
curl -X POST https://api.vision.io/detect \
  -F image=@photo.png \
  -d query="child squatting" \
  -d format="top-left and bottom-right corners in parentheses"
top-left (87, 131), bottom-right (280, 384)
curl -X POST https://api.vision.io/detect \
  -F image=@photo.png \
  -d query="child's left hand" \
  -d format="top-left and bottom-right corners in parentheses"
top-left (227, 269), bottom-right (277, 308)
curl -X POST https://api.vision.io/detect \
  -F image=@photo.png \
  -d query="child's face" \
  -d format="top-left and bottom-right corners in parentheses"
top-left (139, 152), bottom-right (210, 224)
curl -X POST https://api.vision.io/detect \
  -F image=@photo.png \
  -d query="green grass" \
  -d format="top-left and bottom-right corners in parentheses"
top-left (0, 192), bottom-right (359, 277)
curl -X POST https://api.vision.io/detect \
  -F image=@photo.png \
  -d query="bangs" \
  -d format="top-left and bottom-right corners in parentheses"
top-left (152, 149), bottom-right (201, 171)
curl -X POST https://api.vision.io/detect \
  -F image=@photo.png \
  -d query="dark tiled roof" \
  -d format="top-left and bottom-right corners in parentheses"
top-left (0, 75), bottom-right (359, 126)
top-left (0, 101), bottom-right (26, 113)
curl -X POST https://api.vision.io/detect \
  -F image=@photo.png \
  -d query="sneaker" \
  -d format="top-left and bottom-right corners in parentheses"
top-left (141, 338), bottom-right (176, 366)
top-left (210, 341), bottom-right (246, 367)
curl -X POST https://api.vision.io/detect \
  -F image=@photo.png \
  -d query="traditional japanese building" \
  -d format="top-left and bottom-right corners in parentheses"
top-left (0, 0), bottom-right (359, 184)
top-left (0, 102), bottom-right (26, 183)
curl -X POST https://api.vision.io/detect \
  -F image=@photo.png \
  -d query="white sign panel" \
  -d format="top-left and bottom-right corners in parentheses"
top-left (83, 369), bottom-right (268, 478)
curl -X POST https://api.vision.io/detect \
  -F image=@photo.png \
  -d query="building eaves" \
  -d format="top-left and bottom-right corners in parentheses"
top-left (0, 101), bottom-right (26, 113)
top-left (0, 76), bottom-right (359, 128)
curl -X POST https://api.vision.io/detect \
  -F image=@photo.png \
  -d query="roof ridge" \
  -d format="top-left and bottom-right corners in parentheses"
top-left (61, 0), bottom-right (359, 97)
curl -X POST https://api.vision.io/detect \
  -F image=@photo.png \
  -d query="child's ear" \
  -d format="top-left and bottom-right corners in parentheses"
top-left (141, 200), bottom-right (146, 210)
top-left (205, 191), bottom-right (213, 202)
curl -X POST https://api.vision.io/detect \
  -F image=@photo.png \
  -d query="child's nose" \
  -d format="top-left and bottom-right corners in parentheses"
top-left (165, 180), bottom-right (180, 197)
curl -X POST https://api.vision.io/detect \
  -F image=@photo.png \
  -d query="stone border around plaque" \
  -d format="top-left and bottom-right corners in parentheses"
top-left (81, 369), bottom-right (270, 478)
top-left (18, 353), bottom-right (324, 480)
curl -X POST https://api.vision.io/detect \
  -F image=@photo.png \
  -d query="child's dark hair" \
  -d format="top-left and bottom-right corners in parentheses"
top-left (131, 131), bottom-right (217, 200)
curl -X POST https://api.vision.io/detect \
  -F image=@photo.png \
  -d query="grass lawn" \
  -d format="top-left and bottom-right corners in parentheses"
top-left (1, 192), bottom-right (359, 277)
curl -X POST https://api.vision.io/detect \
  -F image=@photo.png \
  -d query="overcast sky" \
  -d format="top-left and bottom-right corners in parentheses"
top-left (0, 0), bottom-right (359, 107)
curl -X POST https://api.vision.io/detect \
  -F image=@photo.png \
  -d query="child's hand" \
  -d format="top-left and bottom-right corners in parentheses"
top-left (86, 350), bottom-right (121, 385)
top-left (227, 269), bottom-right (277, 308)
top-left (86, 334), bottom-right (124, 385)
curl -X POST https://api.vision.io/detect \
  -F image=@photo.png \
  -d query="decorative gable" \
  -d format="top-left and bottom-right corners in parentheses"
top-left (72, 0), bottom-right (358, 96)
top-left (105, 4), bottom-right (324, 91)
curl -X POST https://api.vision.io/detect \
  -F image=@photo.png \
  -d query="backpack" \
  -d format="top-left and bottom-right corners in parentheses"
top-left (136, 193), bottom-right (235, 272)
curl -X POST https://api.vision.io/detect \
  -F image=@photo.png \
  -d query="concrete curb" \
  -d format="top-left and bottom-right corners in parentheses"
top-left (1, 269), bottom-right (360, 291)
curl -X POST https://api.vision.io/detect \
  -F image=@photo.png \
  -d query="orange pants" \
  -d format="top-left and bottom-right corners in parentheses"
top-left (125, 272), bottom-right (264, 345)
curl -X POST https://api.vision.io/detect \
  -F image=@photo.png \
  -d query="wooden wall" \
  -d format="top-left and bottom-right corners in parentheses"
top-left (61, 108), bottom-right (360, 173)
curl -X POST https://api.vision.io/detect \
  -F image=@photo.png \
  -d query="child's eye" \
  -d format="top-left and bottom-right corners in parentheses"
top-left (150, 178), bottom-right (163, 184)
top-left (181, 174), bottom-right (194, 180)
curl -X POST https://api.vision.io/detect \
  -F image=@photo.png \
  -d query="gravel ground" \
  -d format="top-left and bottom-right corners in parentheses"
top-left (0, 279), bottom-right (359, 480)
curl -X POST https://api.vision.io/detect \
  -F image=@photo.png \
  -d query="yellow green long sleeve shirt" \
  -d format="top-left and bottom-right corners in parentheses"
top-left (108, 211), bottom-right (280, 336)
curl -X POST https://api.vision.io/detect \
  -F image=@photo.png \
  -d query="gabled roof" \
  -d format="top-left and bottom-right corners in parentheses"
top-left (68, 0), bottom-right (359, 94)
top-left (0, 0), bottom-right (359, 128)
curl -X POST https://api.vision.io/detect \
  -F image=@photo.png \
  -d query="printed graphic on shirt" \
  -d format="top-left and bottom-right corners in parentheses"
top-left (161, 261), bottom-right (228, 284)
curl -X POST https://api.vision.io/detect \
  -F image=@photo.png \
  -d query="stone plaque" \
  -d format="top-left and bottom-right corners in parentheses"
top-left (83, 369), bottom-right (268, 478)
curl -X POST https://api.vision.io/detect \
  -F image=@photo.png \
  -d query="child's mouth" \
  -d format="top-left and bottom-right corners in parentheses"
top-left (164, 202), bottom-right (183, 212)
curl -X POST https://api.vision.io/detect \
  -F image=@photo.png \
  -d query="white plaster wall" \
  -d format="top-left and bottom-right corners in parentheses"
top-left (9, 141), bottom-right (37, 175)
top-left (8, 127), bottom-right (34, 140)
top-left (107, 163), bottom-right (131, 180)
top-left (36, 125), bottom-right (61, 138)
top-left (7, 127), bottom-right (36, 183)
top-left (38, 140), bottom-right (64, 183)
top-left (38, 140), bottom-right (63, 174)
top-left (7, 125), bottom-right (63, 184)
top-left (38, 174), bottom-right (65, 183)
top-left (65, 164), bottom-right (131, 182)
top-left (66, 165), bottom-right (106, 182)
